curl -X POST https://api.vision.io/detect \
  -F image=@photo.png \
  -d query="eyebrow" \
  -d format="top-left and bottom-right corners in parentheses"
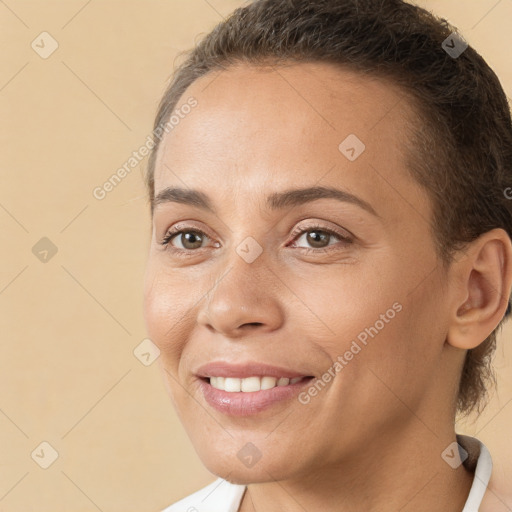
top-left (153, 185), bottom-right (379, 217)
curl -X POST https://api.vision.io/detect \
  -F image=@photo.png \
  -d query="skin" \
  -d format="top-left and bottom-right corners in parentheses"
top-left (143, 62), bottom-right (512, 512)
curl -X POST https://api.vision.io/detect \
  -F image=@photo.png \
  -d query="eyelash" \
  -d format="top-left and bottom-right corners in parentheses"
top-left (159, 223), bottom-right (353, 258)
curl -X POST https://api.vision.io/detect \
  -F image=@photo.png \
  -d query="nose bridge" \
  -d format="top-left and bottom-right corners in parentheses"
top-left (198, 242), bottom-right (283, 335)
top-left (209, 242), bottom-right (269, 309)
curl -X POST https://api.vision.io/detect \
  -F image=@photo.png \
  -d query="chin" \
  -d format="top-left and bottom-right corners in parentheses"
top-left (212, 467), bottom-right (281, 485)
top-left (198, 447), bottom-right (300, 485)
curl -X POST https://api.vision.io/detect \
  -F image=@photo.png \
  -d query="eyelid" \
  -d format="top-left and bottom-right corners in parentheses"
top-left (288, 221), bottom-right (353, 243)
top-left (162, 220), bottom-right (214, 239)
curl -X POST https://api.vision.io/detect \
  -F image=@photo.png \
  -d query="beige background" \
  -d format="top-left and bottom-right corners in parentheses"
top-left (1, 1), bottom-right (511, 510)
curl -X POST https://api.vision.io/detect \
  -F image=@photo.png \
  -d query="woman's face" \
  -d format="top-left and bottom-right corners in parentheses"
top-left (143, 62), bottom-right (459, 483)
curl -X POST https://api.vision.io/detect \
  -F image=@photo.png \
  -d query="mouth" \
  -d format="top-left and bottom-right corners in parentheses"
top-left (202, 375), bottom-right (313, 392)
top-left (197, 374), bottom-right (315, 416)
top-left (193, 361), bottom-right (316, 416)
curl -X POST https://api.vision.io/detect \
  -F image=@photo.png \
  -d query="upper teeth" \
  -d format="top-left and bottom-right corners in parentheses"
top-left (209, 376), bottom-right (304, 392)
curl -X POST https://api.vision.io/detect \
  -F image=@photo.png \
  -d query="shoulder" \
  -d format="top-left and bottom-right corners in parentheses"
top-left (161, 477), bottom-right (247, 512)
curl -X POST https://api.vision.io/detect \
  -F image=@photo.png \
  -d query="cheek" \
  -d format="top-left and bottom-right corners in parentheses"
top-left (337, 289), bottom-right (445, 425)
top-left (288, 262), bottom-right (402, 352)
top-left (293, 260), bottom-right (432, 393)
top-left (142, 264), bottom-right (191, 364)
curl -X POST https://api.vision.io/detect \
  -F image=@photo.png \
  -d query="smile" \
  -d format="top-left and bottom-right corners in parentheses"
top-left (198, 375), bottom-right (315, 416)
top-left (208, 375), bottom-right (308, 392)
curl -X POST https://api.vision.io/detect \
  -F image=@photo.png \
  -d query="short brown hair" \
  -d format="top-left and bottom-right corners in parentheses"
top-left (145, 0), bottom-right (512, 417)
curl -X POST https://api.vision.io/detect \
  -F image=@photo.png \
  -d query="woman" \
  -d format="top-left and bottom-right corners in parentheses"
top-left (143, 0), bottom-right (512, 510)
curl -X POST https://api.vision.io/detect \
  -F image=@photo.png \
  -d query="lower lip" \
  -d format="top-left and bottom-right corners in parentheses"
top-left (198, 377), bottom-right (314, 416)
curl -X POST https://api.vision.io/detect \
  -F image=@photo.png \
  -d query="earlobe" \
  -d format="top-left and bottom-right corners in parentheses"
top-left (447, 228), bottom-right (512, 350)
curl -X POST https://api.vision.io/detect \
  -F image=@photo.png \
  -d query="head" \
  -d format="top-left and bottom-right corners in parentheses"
top-left (143, 0), bottom-right (512, 482)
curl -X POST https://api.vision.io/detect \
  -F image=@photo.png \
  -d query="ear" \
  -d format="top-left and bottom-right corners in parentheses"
top-left (447, 228), bottom-right (512, 350)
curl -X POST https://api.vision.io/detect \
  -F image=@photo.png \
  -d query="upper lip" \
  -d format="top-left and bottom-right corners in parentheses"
top-left (195, 361), bottom-right (312, 379)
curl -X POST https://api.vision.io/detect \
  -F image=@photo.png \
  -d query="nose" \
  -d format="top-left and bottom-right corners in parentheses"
top-left (196, 257), bottom-right (285, 338)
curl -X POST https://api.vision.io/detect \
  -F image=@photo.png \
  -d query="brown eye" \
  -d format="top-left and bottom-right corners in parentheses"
top-left (293, 227), bottom-right (345, 249)
top-left (176, 231), bottom-right (204, 250)
top-left (289, 223), bottom-right (353, 254)
top-left (161, 229), bottom-right (208, 250)
top-left (304, 230), bottom-right (331, 248)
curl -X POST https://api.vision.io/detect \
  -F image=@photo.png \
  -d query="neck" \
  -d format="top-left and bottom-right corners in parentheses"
top-left (238, 424), bottom-right (474, 512)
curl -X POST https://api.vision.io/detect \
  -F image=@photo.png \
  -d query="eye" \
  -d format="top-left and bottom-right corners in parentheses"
top-left (288, 223), bottom-right (353, 253)
top-left (160, 227), bottom-right (216, 253)
top-left (159, 222), bottom-right (353, 257)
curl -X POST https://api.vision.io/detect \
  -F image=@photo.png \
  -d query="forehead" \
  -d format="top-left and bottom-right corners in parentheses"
top-left (153, 61), bottom-right (429, 222)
